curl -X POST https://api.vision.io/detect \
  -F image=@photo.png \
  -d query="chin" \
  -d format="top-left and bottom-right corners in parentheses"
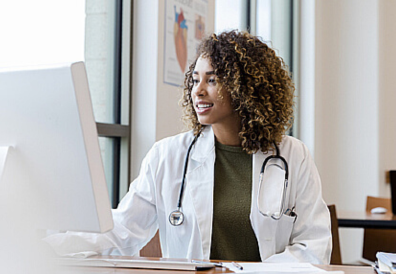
top-left (197, 118), bottom-right (212, 126)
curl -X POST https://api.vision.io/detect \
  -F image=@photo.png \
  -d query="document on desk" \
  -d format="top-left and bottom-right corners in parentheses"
top-left (377, 252), bottom-right (396, 273)
top-left (223, 262), bottom-right (344, 274)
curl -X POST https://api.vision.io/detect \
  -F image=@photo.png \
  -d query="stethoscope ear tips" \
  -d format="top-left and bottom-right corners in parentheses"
top-left (169, 209), bottom-right (184, 226)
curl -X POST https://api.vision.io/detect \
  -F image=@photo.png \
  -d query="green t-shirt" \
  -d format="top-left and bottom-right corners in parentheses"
top-left (210, 141), bottom-right (261, 261)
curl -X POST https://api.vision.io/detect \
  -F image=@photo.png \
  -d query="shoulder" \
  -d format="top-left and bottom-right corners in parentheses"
top-left (152, 130), bottom-right (195, 156)
top-left (278, 135), bottom-right (311, 162)
top-left (140, 130), bottom-right (196, 172)
top-left (279, 135), bottom-right (308, 150)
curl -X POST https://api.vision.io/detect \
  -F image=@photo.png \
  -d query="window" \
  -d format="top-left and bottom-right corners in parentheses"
top-left (85, 0), bottom-right (132, 208)
top-left (0, 0), bottom-right (132, 208)
top-left (0, 1), bottom-right (85, 68)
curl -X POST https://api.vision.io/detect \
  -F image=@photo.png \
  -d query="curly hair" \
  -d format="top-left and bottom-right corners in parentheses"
top-left (181, 30), bottom-right (295, 154)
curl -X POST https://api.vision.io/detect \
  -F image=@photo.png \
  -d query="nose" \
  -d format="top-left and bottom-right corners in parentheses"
top-left (193, 81), bottom-right (207, 97)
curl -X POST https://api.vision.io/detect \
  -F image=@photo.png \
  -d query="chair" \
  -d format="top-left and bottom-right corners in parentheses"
top-left (140, 231), bottom-right (162, 257)
top-left (362, 196), bottom-right (396, 262)
top-left (328, 204), bottom-right (342, 264)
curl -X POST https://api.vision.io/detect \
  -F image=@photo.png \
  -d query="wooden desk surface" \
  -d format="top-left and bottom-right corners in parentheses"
top-left (338, 210), bottom-right (396, 229)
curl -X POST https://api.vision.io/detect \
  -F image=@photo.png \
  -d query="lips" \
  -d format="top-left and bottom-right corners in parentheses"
top-left (195, 102), bottom-right (214, 114)
top-left (197, 103), bottom-right (213, 109)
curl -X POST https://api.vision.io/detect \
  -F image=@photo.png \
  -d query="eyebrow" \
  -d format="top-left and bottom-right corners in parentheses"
top-left (193, 71), bottom-right (215, 75)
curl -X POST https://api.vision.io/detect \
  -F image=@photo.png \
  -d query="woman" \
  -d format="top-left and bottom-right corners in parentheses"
top-left (46, 30), bottom-right (331, 264)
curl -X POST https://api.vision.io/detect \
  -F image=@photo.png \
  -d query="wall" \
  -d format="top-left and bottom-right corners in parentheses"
top-left (155, 0), bottom-right (215, 141)
top-left (131, 0), bottom-right (215, 179)
top-left (378, 1), bottom-right (396, 197)
top-left (304, 0), bottom-right (396, 263)
top-left (314, 0), bottom-right (379, 209)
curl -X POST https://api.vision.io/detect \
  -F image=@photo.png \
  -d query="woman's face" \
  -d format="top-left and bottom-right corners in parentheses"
top-left (191, 56), bottom-right (238, 130)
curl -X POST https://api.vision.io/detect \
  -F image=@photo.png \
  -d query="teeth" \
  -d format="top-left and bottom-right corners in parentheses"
top-left (197, 104), bottom-right (213, 109)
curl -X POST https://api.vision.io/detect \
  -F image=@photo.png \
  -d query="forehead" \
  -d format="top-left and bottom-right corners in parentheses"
top-left (194, 56), bottom-right (213, 72)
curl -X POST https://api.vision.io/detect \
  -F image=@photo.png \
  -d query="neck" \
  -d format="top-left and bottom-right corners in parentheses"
top-left (212, 124), bottom-right (241, 147)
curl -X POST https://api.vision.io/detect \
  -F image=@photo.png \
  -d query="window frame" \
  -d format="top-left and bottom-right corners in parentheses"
top-left (95, 0), bottom-right (132, 208)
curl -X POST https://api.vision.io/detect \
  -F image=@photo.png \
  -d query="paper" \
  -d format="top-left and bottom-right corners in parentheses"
top-left (377, 252), bottom-right (396, 271)
top-left (223, 262), bottom-right (342, 274)
top-left (378, 259), bottom-right (396, 274)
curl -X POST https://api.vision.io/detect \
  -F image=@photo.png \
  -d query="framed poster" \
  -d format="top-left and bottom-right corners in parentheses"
top-left (164, 0), bottom-right (208, 86)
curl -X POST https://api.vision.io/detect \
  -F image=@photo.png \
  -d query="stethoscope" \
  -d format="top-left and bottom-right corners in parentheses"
top-left (168, 135), bottom-right (289, 226)
top-left (257, 143), bottom-right (289, 220)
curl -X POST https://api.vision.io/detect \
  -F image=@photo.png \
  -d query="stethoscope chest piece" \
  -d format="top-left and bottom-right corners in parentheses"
top-left (169, 134), bottom-right (199, 226)
top-left (169, 208), bottom-right (184, 226)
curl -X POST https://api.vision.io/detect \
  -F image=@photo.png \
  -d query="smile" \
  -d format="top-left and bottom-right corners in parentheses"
top-left (196, 103), bottom-right (213, 109)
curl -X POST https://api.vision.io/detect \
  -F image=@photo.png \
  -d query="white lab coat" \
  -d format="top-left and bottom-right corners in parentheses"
top-left (45, 126), bottom-right (331, 264)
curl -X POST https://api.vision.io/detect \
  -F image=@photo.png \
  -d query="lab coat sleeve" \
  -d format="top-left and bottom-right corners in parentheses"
top-left (43, 143), bottom-right (161, 256)
top-left (264, 143), bottom-right (332, 264)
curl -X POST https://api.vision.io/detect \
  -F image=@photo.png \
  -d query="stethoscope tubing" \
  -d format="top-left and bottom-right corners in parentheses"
top-left (176, 134), bottom-right (199, 209)
top-left (260, 155), bottom-right (289, 180)
top-left (260, 143), bottom-right (289, 179)
top-left (170, 136), bottom-right (289, 225)
top-left (258, 143), bottom-right (289, 220)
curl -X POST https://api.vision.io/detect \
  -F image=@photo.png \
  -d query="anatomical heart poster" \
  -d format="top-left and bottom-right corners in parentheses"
top-left (164, 0), bottom-right (208, 86)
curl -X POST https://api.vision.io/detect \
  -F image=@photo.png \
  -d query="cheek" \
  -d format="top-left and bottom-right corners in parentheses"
top-left (217, 94), bottom-right (233, 111)
top-left (191, 95), bottom-right (197, 107)
top-left (190, 90), bottom-right (196, 102)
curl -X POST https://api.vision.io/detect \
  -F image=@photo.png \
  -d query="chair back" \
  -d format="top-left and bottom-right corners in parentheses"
top-left (363, 196), bottom-right (396, 262)
top-left (328, 204), bottom-right (342, 264)
top-left (366, 196), bottom-right (392, 211)
top-left (140, 231), bottom-right (162, 258)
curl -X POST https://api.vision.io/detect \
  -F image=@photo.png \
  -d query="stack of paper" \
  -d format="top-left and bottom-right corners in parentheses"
top-left (222, 262), bottom-right (343, 274)
top-left (376, 252), bottom-right (396, 273)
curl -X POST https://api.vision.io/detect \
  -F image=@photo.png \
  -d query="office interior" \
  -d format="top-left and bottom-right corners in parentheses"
top-left (1, 0), bottom-right (396, 267)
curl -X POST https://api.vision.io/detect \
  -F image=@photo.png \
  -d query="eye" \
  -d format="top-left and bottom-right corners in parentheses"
top-left (208, 78), bottom-right (216, 85)
top-left (192, 79), bottom-right (199, 86)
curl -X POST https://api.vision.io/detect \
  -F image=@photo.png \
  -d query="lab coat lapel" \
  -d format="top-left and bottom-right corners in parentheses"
top-left (187, 126), bottom-right (215, 259)
top-left (252, 149), bottom-right (278, 260)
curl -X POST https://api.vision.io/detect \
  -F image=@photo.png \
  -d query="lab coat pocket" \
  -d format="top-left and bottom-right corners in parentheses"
top-left (274, 214), bottom-right (296, 253)
top-left (251, 215), bottom-right (277, 260)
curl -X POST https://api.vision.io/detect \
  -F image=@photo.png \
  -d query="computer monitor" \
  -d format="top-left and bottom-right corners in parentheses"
top-left (0, 62), bottom-right (113, 233)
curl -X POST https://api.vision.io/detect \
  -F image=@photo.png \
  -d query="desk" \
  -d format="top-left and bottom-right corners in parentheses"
top-left (53, 258), bottom-right (375, 274)
top-left (338, 210), bottom-right (396, 229)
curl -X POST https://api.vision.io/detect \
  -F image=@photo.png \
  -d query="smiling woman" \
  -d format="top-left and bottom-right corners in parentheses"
top-left (45, 30), bottom-right (331, 265)
top-left (182, 31), bottom-right (295, 154)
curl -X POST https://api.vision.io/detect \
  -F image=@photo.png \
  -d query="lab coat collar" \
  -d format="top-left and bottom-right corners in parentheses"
top-left (186, 125), bottom-right (215, 259)
top-left (190, 126), bottom-right (215, 163)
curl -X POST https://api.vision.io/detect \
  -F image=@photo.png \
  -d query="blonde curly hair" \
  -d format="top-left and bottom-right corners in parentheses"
top-left (181, 30), bottom-right (295, 154)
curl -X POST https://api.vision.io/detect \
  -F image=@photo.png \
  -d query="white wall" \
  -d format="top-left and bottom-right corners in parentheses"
top-left (131, 0), bottom-right (215, 179)
top-left (378, 1), bottom-right (396, 197)
top-left (314, 0), bottom-right (379, 209)
top-left (304, 0), bottom-right (396, 263)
